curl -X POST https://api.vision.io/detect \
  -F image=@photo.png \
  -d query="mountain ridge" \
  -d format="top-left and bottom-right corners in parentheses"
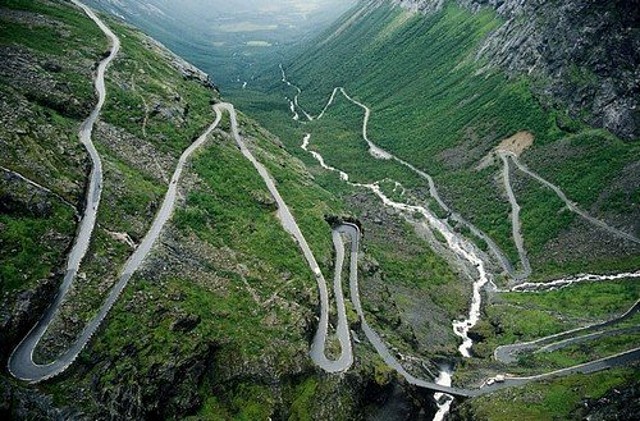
top-left (391, 0), bottom-right (640, 140)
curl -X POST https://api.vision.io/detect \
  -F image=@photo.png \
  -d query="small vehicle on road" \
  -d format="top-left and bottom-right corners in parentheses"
top-left (487, 374), bottom-right (505, 386)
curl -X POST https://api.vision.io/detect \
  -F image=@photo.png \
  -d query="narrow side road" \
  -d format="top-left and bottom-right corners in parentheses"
top-left (494, 298), bottom-right (640, 364)
top-left (337, 223), bottom-right (640, 398)
top-left (336, 223), bottom-right (476, 397)
top-left (312, 85), bottom-right (525, 281)
top-left (281, 74), bottom-right (640, 398)
top-left (498, 151), bottom-right (532, 278)
top-left (506, 151), bottom-right (640, 245)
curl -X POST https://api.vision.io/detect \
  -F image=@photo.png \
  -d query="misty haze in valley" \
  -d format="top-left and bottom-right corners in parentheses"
top-left (86, 0), bottom-right (357, 87)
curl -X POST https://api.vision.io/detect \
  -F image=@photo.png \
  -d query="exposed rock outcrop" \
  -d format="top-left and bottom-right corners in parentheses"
top-left (140, 35), bottom-right (219, 92)
top-left (391, 0), bottom-right (640, 140)
top-left (0, 378), bottom-right (82, 420)
top-left (577, 380), bottom-right (640, 421)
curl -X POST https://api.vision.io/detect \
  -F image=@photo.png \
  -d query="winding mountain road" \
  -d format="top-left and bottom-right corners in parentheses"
top-left (288, 71), bottom-right (639, 284)
top-left (332, 223), bottom-right (640, 398)
top-left (335, 223), bottom-right (476, 397)
top-left (309, 84), bottom-right (526, 281)
top-left (9, 1), bottom-right (221, 383)
top-left (496, 147), bottom-right (638, 283)
top-left (9, 4), bottom-right (637, 404)
top-left (536, 326), bottom-right (640, 354)
top-left (278, 71), bottom-right (640, 399)
top-left (217, 102), bottom-right (354, 373)
top-left (494, 298), bottom-right (640, 364)
top-left (8, 0), bottom-right (119, 382)
top-left (498, 151), bottom-right (532, 278)
top-left (300, 86), bottom-right (498, 359)
top-left (504, 151), bottom-right (640, 245)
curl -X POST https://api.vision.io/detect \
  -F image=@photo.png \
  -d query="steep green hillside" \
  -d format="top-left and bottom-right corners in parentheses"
top-left (0, 1), bottom-right (467, 418)
top-left (234, 0), bottom-right (640, 280)
top-left (2, 0), bottom-right (639, 419)
top-left (451, 367), bottom-right (639, 421)
top-left (0, 1), bottom-right (380, 418)
top-left (228, 0), bottom-right (640, 418)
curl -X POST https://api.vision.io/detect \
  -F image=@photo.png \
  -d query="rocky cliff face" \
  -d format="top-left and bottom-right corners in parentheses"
top-left (391, 0), bottom-right (640, 140)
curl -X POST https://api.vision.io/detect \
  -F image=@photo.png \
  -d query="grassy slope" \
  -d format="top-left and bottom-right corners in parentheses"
top-left (470, 278), bottom-right (640, 357)
top-left (234, 1), bottom-right (640, 279)
top-left (228, 1), bottom-right (640, 417)
top-left (454, 367), bottom-right (640, 421)
top-left (0, 0), bottom-right (104, 295)
top-left (0, 0), bottom-right (367, 418)
top-left (241, 90), bottom-right (468, 350)
top-left (2, 0), bottom-right (638, 418)
top-left (28, 9), bottom-right (227, 362)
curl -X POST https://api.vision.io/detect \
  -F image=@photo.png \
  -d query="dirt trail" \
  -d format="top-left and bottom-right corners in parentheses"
top-left (1, 166), bottom-right (79, 218)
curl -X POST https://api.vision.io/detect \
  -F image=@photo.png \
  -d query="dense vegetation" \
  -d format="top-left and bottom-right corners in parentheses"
top-left (454, 367), bottom-right (640, 421)
top-left (2, 0), bottom-right (639, 419)
top-left (228, 1), bottom-right (640, 418)
top-left (233, 1), bottom-right (640, 279)
top-left (1, 1), bottom-right (373, 418)
top-left (0, 0), bottom-right (104, 296)
top-left (3, 1), bottom-right (458, 418)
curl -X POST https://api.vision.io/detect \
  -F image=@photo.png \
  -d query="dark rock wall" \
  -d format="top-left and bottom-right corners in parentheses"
top-left (391, 0), bottom-right (640, 140)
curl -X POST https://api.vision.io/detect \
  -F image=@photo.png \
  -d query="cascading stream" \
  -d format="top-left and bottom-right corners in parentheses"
top-left (433, 368), bottom-right (454, 421)
top-left (503, 271), bottom-right (640, 293)
top-left (295, 85), bottom-right (491, 358)
top-left (282, 67), bottom-right (640, 415)
top-left (6, 4), bottom-right (638, 406)
top-left (284, 77), bottom-right (500, 415)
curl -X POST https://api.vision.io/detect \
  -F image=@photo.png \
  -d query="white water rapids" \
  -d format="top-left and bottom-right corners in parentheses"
top-left (301, 133), bottom-right (483, 415)
top-left (433, 368), bottom-right (454, 421)
top-left (504, 271), bottom-right (640, 293)
top-left (297, 86), bottom-right (492, 359)
top-left (282, 68), bottom-right (640, 419)
top-left (293, 84), bottom-right (493, 419)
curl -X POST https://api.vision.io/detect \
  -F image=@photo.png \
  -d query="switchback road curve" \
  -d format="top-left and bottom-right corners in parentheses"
top-left (9, 1), bottom-right (221, 382)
